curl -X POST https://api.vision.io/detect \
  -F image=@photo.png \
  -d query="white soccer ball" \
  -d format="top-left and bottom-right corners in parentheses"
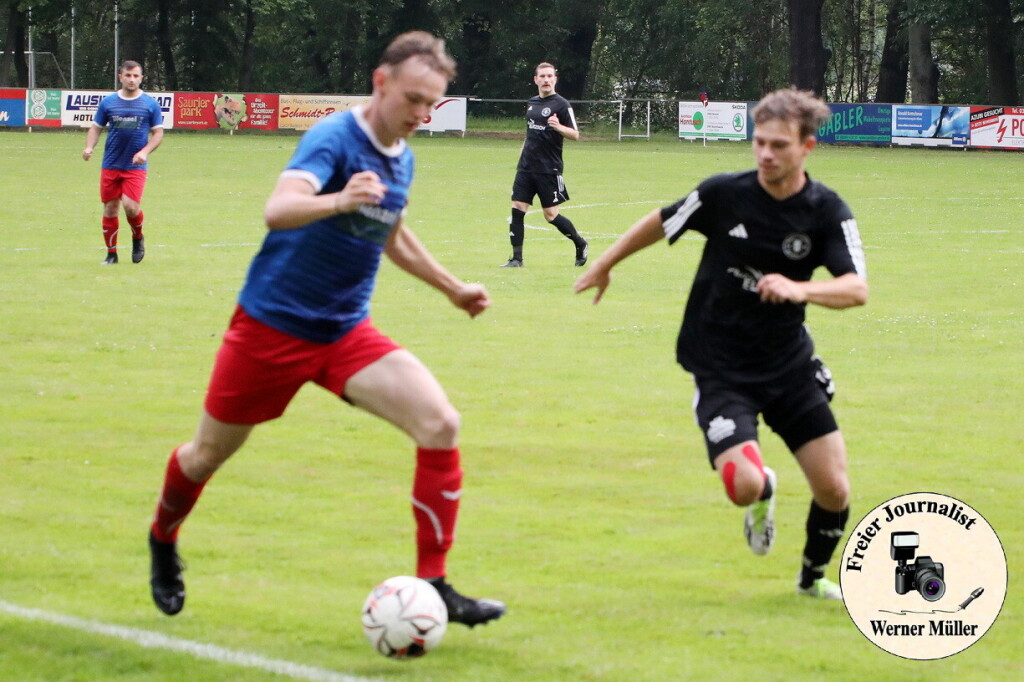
top-left (361, 576), bottom-right (448, 659)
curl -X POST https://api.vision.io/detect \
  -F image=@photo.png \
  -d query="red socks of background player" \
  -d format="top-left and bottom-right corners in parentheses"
top-left (151, 447), bottom-right (208, 543)
top-left (412, 447), bottom-right (463, 578)
top-left (102, 216), bottom-right (119, 251)
top-left (101, 213), bottom-right (143, 252)
top-left (128, 210), bottom-right (144, 239)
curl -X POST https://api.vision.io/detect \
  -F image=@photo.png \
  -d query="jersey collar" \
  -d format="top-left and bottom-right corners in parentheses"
top-left (352, 106), bottom-right (407, 158)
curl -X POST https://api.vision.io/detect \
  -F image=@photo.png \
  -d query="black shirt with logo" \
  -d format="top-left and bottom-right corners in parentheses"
top-left (517, 94), bottom-right (577, 175)
top-left (660, 170), bottom-right (866, 383)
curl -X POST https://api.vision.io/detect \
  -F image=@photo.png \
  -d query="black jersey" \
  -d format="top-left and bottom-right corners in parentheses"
top-left (661, 171), bottom-right (866, 384)
top-left (516, 94), bottom-right (577, 175)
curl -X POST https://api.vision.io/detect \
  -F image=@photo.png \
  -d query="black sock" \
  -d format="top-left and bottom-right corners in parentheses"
top-left (548, 214), bottom-right (584, 245)
top-left (800, 501), bottom-right (849, 588)
top-left (510, 208), bottom-right (525, 260)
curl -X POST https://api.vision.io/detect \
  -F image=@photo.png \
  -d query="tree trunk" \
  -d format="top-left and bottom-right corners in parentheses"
top-left (0, 1), bottom-right (28, 87)
top-left (876, 0), bottom-right (908, 102)
top-left (454, 12), bottom-right (492, 95)
top-left (981, 0), bottom-right (1019, 105)
top-left (238, 0), bottom-right (256, 91)
top-left (908, 22), bottom-right (937, 103)
top-left (788, 0), bottom-right (828, 94)
top-left (156, 0), bottom-right (177, 90)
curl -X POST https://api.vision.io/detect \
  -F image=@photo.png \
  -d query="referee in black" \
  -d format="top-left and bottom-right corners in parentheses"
top-left (502, 62), bottom-right (588, 268)
top-left (575, 88), bottom-right (867, 600)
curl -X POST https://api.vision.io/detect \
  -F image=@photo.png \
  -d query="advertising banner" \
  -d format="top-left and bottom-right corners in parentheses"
top-left (61, 89), bottom-right (173, 128)
top-left (0, 88), bottom-right (26, 126)
top-left (279, 94), bottom-right (368, 130)
top-left (418, 97), bottom-right (467, 133)
top-left (239, 93), bottom-right (280, 130)
top-left (27, 89), bottom-right (62, 126)
top-left (817, 103), bottom-right (892, 144)
top-left (891, 105), bottom-right (969, 147)
top-left (149, 91), bottom-right (175, 128)
top-left (62, 90), bottom-right (109, 127)
top-left (968, 106), bottom-right (1024, 149)
top-left (679, 101), bottom-right (748, 141)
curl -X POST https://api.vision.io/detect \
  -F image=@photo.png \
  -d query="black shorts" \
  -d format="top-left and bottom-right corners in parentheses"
top-left (511, 171), bottom-right (569, 208)
top-left (691, 356), bottom-right (839, 466)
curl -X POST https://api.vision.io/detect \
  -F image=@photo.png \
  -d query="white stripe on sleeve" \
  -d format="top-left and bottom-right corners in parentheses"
top-left (663, 190), bottom-right (702, 242)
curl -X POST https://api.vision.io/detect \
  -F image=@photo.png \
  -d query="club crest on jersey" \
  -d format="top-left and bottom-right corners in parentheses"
top-left (541, 107), bottom-right (552, 117)
top-left (782, 233), bottom-right (812, 260)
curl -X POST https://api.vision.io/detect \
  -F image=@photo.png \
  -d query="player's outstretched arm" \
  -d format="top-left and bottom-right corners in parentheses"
top-left (573, 209), bottom-right (665, 304)
top-left (385, 222), bottom-right (491, 318)
top-left (264, 171), bottom-right (387, 230)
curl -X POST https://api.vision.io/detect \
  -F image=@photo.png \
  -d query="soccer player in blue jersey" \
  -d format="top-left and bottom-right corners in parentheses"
top-left (576, 89), bottom-right (867, 601)
top-left (146, 32), bottom-right (505, 629)
top-left (83, 60), bottom-right (163, 265)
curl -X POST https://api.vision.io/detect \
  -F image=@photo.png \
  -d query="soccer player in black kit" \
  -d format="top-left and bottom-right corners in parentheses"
top-left (502, 62), bottom-right (588, 267)
top-left (575, 88), bottom-right (867, 600)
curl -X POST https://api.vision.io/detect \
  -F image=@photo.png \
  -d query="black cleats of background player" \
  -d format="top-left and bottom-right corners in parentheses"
top-left (427, 578), bottom-right (506, 628)
top-left (148, 531), bottom-right (186, 616)
top-left (132, 237), bottom-right (145, 263)
top-left (574, 240), bottom-right (589, 267)
top-left (500, 258), bottom-right (523, 268)
top-left (102, 252), bottom-right (118, 265)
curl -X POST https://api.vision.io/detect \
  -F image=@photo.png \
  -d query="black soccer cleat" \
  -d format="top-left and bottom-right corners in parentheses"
top-left (102, 251), bottom-right (118, 265)
top-left (500, 258), bottom-right (523, 268)
top-left (148, 531), bottom-right (186, 616)
top-left (574, 240), bottom-right (589, 267)
top-left (132, 237), bottom-right (145, 263)
top-left (427, 578), bottom-right (506, 628)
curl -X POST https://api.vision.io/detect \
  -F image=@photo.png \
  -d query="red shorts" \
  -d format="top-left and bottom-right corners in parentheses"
top-left (100, 168), bottom-right (147, 203)
top-left (204, 306), bottom-right (402, 425)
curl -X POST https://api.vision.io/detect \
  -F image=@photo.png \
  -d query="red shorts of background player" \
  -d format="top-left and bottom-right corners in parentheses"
top-left (100, 168), bottom-right (147, 203)
top-left (204, 306), bottom-right (402, 425)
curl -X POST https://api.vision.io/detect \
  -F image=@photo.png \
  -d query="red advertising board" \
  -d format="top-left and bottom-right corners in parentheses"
top-left (175, 92), bottom-right (218, 129)
top-left (239, 93), bottom-right (279, 130)
top-left (174, 92), bottom-right (279, 130)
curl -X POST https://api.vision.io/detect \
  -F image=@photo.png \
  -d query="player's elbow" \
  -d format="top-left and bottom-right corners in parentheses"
top-left (847, 277), bottom-right (868, 307)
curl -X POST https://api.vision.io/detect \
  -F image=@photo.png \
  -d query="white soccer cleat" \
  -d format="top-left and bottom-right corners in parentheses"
top-left (797, 577), bottom-right (843, 601)
top-left (744, 466), bottom-right (777, 555)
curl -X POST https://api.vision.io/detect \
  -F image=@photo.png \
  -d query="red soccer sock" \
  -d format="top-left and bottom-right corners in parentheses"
top-left (127, 210), bottom-right (144, 239)
top-left (412, 447), bottom-right (463, 578)
top-left (102, 216), bottom-right (119, 251)
top-left (151, 447), bottom-right (208, 543)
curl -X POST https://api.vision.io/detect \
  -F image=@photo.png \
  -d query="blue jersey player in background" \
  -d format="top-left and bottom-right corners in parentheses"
top-left (147, 32), bottom-right (506, 629)
top-left (83, 60), bottom-right (163, 264)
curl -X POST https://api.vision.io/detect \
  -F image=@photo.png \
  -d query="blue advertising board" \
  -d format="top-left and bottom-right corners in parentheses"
top-left (892, 105), bottom-right (970, 147)
top-left (817, 103), bottom-right (892, 144)
top-left (0, 88), bottom-right (27, 126)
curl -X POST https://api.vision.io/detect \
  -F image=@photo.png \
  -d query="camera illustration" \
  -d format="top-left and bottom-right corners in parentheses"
top-left (891, 531), bottom-right (946, 601)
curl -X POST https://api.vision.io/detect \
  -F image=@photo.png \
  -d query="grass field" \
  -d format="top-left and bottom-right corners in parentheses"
top-left (1, 128), bottom-right (1021, 681)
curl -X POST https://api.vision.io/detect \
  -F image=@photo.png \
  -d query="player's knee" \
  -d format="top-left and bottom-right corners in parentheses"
top-left (815, 475), bottom-right (850, 511)
top-left (414, 404), bottom-right (461, 449)
top-left (721, 461), bottom-right (764, 506)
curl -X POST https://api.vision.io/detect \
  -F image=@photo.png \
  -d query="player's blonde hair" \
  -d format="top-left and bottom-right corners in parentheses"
top-left (535, 62), bottom-right (556, 75)
top-left (752, 88), bottom-right (831, 140)
top-left (380, 31), bottom-right (456, 82)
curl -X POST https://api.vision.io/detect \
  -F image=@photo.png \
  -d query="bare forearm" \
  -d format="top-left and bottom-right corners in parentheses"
top-left (592, 210), bottom-right (665, 273)
top-left (803, 274), bottom-right (868, 309)
top-left (386, 225), bottom-right (460, 296)
top-left (264, 192), bottom-right (344, 230)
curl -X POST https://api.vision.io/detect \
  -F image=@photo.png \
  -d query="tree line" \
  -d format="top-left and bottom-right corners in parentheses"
top-left (1, 0), bottom-right (1020, 106)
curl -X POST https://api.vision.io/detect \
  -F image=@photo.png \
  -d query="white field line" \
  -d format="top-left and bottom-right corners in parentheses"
top-left (0, 599), bottom-right (380, 682)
